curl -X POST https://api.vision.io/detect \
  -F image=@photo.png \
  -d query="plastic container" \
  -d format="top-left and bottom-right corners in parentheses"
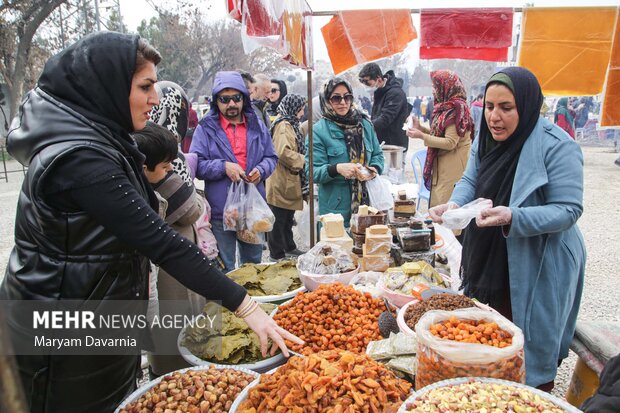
top-left (566, 357), bottom-right (600, 408)
top-left (298, 265), bottom-right (360, 291)
top-left (397, 377), bottom-right (582, 413)
top-left (397, 299), bottom-right (418, 336)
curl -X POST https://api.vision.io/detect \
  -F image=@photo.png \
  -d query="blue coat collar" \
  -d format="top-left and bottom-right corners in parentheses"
top-left (510, 118), bottom-right (549, 207)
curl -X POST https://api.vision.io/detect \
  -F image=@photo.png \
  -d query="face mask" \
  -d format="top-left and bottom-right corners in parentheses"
top-left (365, 86), bottom-right (377, 93)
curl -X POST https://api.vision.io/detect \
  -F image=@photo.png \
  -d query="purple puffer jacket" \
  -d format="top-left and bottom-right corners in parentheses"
top-left (190, 71), bottom-right (277, 220)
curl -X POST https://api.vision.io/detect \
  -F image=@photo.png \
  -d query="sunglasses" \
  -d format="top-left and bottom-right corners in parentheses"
top-left (329, 94), bottom-right (354, 105)
top-left (217, 94), bottom-right (243, 104)
top-left (270, 88), bottom-right (280, 93)
top-left (359, 78), bottom-right (372, 86)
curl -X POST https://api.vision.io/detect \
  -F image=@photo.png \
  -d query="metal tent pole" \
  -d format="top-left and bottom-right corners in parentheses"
top-left (306, 70), bottom-right (315, 247)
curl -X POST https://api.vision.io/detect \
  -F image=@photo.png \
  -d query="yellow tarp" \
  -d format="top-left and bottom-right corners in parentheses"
top-left (601, 12), bottom-right (620, 127)
top-left (518, 7), bottom-right (618, 96)
top-left (321, 9), bottom-right (417, 74)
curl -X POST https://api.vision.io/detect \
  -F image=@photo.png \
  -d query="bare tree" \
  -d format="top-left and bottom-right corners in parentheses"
top-left (0, 0), bottom-right (69, 123)
top-left (430, 59), bottom-right (497, 97)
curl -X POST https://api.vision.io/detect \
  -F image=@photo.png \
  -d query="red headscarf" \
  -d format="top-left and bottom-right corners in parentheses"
top-left (423, 70), bottom-right (475, 190)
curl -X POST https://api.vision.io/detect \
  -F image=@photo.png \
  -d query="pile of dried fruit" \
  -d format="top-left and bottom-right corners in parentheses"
top-left (429, 316), bottom-right (513, 347)
top-left (405, 380), bottom-right (569, 412)
top-left (238, 350), bottom-right (412, 412)
top-left (273, 283), bottom-right (383, 353)
top-left (118, 367), bottom-right (255, 413)
top-left (404, 294), bottom-right (475, 330)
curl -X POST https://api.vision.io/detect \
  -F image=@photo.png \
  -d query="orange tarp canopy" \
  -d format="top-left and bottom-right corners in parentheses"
top-left (518, 7), bottom-right (618, 96)
top-left (321, 9), bottom-right (417, 74)
top-left (601, 12), bottom-right (620, 127)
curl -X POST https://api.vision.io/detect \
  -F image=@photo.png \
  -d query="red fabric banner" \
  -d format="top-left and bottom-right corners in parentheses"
top-left (420, 8), bottom-right (513, 61)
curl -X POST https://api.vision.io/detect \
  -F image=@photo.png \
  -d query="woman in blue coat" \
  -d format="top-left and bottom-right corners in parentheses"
top-left (430, 67), bottom-right (586, 390)
top-left (307, 78), bottom-right (384, 225)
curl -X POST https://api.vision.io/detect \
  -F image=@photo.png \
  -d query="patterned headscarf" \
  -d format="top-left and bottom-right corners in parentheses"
top-left (320, 77), bottom-right (370, 214)
top-left (423, 70), bottom-right (475, 190)
top-left (270, 94), bottom-right (308, 197)
top-left (150, 81), bottom-right (190, 141)
top-left (149, 81), bottom-right (193, 185)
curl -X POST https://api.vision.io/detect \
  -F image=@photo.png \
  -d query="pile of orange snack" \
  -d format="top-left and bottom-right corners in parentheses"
top-left (237, 350), bottom-right (412, 413)
top-left (273, 283), bottom-right (383, 354)
top-left (429, 316), bottom-right (513, 348)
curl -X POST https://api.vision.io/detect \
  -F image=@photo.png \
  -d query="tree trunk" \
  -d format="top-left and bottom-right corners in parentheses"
top-left (0, 309), bottom-right (28, 413)
top-left (8, 0), bottom-right (66, 121)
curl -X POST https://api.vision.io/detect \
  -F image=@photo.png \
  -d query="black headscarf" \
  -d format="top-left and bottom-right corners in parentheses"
top-left (37, 31), bottom-right (157, 206)
top-left (460, 67), bottom-right (544, 309)
top-left (265, 79), bottom-right (288, 117)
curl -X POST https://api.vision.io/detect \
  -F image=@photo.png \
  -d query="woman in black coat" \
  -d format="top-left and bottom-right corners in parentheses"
top-left (1, 32), bottom-right (300, 413)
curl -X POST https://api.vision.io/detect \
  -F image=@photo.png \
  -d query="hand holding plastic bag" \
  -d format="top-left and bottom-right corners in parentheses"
top-left (440, 198), bottom-right (493, 230)
top-left (366, 175), bottom-right (394, 211)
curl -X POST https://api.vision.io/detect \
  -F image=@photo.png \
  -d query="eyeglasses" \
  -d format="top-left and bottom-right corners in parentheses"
top-left (359, 78), bottom-right (372, 86)
top-left (270, 88), bottom-right (280, 94)
top-left (329, 94), bottom-right (354, 105)
top-left (217, 94), bottom-right (243, 104)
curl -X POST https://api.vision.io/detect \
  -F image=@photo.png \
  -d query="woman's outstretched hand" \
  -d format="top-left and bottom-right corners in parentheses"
top-left (242, 302), bottom-right (304, 358)
top-left (476, 206), bottom-right (512, 227)
top-left (428, 202), bottom-right (459, 224)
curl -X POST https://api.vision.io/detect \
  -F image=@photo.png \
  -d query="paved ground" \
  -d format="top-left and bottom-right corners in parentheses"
top-left (1, 144), bottom-right (619, 401)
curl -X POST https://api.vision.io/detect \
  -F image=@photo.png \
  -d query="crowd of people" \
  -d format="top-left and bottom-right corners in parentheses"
top-left (1, 31), bottom-right (594, 412)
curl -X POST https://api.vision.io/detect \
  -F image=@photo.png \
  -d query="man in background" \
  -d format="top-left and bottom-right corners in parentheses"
top-left (358, 63), bottom-right (411, 151)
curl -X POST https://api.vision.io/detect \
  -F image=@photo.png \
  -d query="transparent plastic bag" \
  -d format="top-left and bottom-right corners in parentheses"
top-left (244, 182), bottom-right (275, 233)
top-left (223, 181), bottom-right (246, 231)
top-left (349, 271), bottom-right (382, 297)
top-left (297, 242), bottom-right (357, 275)
top-left (415, 308), bottom-right (525, 389)
top-left (297, 202), bottom-right (318, 250)
top-left (432, 223), bottom-right (462, 290)
top-left (366, 176), bottom-right (394, 211)
top-left (441, 198), bottom-right (492, 230)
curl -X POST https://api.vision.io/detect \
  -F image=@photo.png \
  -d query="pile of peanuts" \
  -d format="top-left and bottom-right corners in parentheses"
top-left (273, 283), bottom-right (384, 354)
top-left (429, 317), bottom-right (513, 347)
top-left (119, 367), bottom-right (255, 413)
top-left (238, 350), bottom-right (412, 412)
top-left (405, 381), bottom-right (568, 412)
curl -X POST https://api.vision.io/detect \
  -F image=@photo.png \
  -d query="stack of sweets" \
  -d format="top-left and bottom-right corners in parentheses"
top-left (319, 213), bottom-right (353, 251)
top-left (391, 219), bottom-right (436, 266)
top-left (393, 190), bottom-right (416, 218)
top-left (350, 205), bottom-right (387, 255)
top-left (362, 225), bottom-right (392, 272)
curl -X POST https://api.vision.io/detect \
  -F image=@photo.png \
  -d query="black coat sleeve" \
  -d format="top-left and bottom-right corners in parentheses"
top-left (44, 151), bottom-right (247, 311)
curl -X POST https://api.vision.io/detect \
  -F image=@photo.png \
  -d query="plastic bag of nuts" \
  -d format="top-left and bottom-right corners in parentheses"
top-left (118, 365), bottom-right (257, 413)
top-left (415, 308), bottom-right (525, 389)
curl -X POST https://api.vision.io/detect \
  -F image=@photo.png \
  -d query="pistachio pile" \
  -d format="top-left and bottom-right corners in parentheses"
top-left (405, 381), bottom-right (569, 412)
